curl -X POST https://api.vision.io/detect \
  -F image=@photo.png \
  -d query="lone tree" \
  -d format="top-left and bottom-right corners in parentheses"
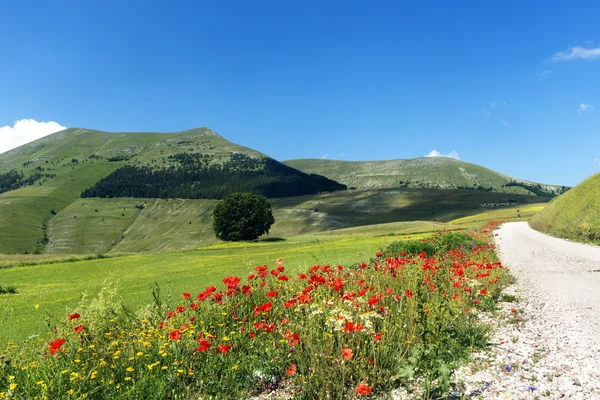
top-left (212, 192), bottom-right (275, 241)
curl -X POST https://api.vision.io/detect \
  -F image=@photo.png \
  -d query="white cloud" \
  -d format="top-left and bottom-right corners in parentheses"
top-left (594, 158), bottom-right (600, 167)
top-left (491, 101), bottom-right (496, 108)
top-left (538, 70), bottom-right (552, 79)
top-left (320, 153), bottom-right (328, 159)
top-left (482, 108), bottom-right (491, 117)
top-left (552, 46), bottom-right (600, 62)
top-left (426, 150), bottom-right (460, 160)
top-left (337, 152), bottom-right (346, 159)
top-left (578, 103), bottom-right (594, 114)
top-left (500, 119), bottom-right (511, 128)
top-left (0, 119), bottom-right (66, 154)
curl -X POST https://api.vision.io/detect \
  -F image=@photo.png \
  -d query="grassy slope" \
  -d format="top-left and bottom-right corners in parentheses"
top-left (530, 173), bottom-right (600, 242)
top-left (44, 188), bottom-right (549, 254)
top-left (284, 157), bottom-right (565, 195)
top-left (0, 127), bottom-right (269, 253)
top-left (0, 204), bottom-right (543, 342)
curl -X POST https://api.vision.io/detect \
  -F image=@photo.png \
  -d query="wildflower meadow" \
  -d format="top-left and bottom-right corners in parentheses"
top-left (0, 224), bottom-right (511, 399)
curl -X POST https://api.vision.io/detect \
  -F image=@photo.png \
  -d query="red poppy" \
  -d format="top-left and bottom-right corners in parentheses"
top-left (216, 344), bottom-right (231, 354)
top-left (69, 313), bottom-right (80, 320)
top-left (249, 332), bottom-right (256, 339)
top-left (404, 289), bottom-right (414, 298)
top-left (344, 321), bottom-right (356, 333)
top-left (341, 348), bottom-right (353, 360)
top-left (223, 276), bottom-right (241, 289)
top-left (176, 306), bottom-right (186, 313)
top-left (367, 295), bottom-right (379, 306)
top-left (375, 252), bottom-right (383, 257)
top-left (181, 292), bottom-right (191, 299)
top-left (267, 291), bottom-right (278, 298)
top-left (511, 308), bottom-right (517, 313)
top-left (284, 299), bottom-right (296, 308)
top-left (169, 330), bottom-right (181, 340)
top-left (49, 338), bottom-right (66, 355)
top-left (385, 288), bottom-right (393, 295)
top-left (480, 289), bottom-right (489, 295)
top-left (374, 332), bottom-right (382, 343)
top-left (73, 325), bottom-right (84, 333)
top-left (355, 383), bottom-right (371, 396)
top-left (286, 364), bottom-right (297, 376)
top-left (278, 275), bottom-right (289, 281)
top-left (298, 273), bottom-right (307, 280)
top-left (286, 331), bottom-right (300, 346)
top-left (195, 339), bottom-right (211, 353)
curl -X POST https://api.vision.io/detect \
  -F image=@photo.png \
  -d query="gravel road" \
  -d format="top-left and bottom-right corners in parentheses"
top-left (448, 222), bottom-right (600, 399)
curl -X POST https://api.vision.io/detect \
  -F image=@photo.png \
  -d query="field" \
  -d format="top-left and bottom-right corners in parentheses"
top-left (43, 188), bottom-right (548, 254)
top-left (0, 204), bottom-right (541, 343)
top-left (530, 173), bottom-right (600, 243)
top-left (0, 223), bottom-right (514, 399)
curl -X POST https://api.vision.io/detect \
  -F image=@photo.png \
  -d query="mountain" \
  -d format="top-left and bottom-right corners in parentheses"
top-left (0, 127), bottom-right (344, 253)
top-left (283, 157), bottom-right (568, 196)
top-left (530, 173), bottom-right (600, 243)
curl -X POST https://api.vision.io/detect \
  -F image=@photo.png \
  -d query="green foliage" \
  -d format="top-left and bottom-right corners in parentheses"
top-left (384, 230), bottom-right (486, 257)
top-left (530, 173), bottom-right (600, 243)
top-left (77, 279), bottom-right (125, 334)
top-left (0, 169), bottom-right (55, 194)
top-left (80, 154), bottom-right (346, 200)
top-left (213, 193), bottom-right (275, 241)
top-left (0, 285), bottom-right (16, 294)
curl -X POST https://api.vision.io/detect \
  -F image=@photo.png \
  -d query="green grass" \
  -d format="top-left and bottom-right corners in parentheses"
top-left (0, 162), bottom-right (122, 253)
top-left (0, 204), bottom-right (548, 343)
top-left (450, 204), bottom-right (545, 228)
top-left (0, 229), bottom-right (406, 342)
top-left (530, 173), bottom-right (600, 243)
top-left (48, 198), bottom-right (143, 253)
top-left (284, 157), bottom-right (566, 195)
top-left (43, 188), bottom-right (548, 254)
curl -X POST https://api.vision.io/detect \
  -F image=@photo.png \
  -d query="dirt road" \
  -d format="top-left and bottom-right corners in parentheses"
top-left (494, 222), bottom-right (600, 398)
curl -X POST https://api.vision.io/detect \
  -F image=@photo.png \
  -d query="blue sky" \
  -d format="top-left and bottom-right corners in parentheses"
top-left (0, 1), bottom-right (598, 186)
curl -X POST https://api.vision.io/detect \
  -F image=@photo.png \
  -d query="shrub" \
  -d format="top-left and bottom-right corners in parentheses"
top-left (213, 192), bottom-right (275, 241)
top-left (384, 230), bottom-right (486, 257)
top-left (0, 285), bottom-right (16, 294)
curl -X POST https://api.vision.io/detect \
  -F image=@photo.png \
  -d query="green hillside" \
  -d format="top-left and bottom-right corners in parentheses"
top-left (530, 173), bottom-right (600, 242)
top-left (45, 188), bottom-right (548, 254)
top-left (284, 157), bottom-right (568, 196)
top-left (0, 127), bottom-right (343, 253)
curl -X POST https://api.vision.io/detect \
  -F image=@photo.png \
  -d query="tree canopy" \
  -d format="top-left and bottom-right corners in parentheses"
top-left (212, 193), bottom-right (275, 241)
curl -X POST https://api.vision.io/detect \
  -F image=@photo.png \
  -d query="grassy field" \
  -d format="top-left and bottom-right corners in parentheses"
top-left (0, 162), bottom-right (122, 254)
top-left (0, 127), bottom-right (269, 253)
top-left (284, 157), bottom-right (567, 195)
top-left (44, 188), bottom-right (548, 254)
top-left (530, 173), bottom-right (600, 243)
top-left (0, 204), bottom-right (543, 343)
